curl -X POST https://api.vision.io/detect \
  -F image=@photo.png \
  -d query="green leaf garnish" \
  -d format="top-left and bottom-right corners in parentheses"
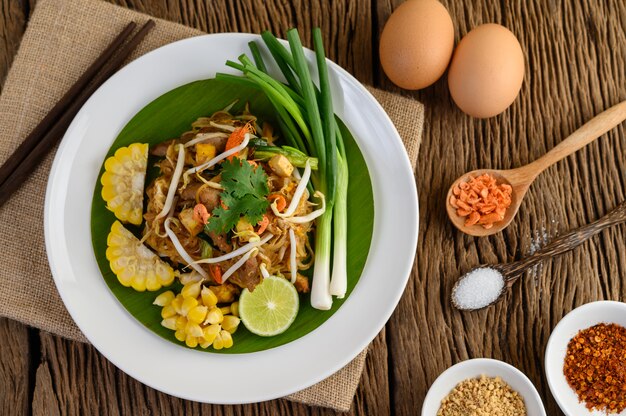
top-left (207, 158), bottom-right (269, 233)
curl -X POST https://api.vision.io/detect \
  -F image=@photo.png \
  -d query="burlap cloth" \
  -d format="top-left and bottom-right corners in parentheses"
top-left (0, 0), bottom-right (424, 411)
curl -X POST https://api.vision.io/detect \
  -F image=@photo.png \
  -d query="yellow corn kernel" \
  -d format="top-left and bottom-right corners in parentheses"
top-left (221, 315), bottom-right (240, 334)
top-left (185, 322), bottom-right (204, 338)
top-left (185, 334), bottom-right (198, 348)
top-left (161, 317), bottom-right (177, 330)
top-left (175, 316), bottom-right (188, 330)
top-left (201, 286), bottom-right (218, 307)
top-left (174, 329), bottom-right (186, 342)
top-left (219, 306), bottom-right (231, 315)
top-left (181, 297), bottom-right (198, 316)
top-left (153, 290), bottom-right (175, 306)
top-left (204, 307), bottom-right (223, 325)
top-left (161, 305), bottom-right (176, 319)
top-left (181, 281), bottom-right (202, 299)
top-left (202, 324), bottom-right (220, 344)
top-left (171, 294), bottom-right (184, 315)
top-left (212, 332), bottom-right (224, 350)
top-left (230, 301), bottom-right (239, 317)
top-left (187, 305), bottom-right (208, 324)
top-left (199, 340), bottom-right (211, 349)
top-left (195, 143), bottom-right (216, 165)
top-left (220, 330), bottom-right (233, 348)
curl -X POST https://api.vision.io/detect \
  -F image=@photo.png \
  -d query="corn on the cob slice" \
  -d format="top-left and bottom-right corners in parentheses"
top-left (106, 221), bottom-right (175, 291)
top-left (101, 143), bottom-right (148, 225)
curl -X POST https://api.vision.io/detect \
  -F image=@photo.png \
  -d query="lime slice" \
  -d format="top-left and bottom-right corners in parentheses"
top-left (238, 276), bottom-right (299, 337)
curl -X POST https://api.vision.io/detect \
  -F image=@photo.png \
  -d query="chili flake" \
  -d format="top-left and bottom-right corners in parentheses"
top-left (563, 323), bottom-right (626, 413)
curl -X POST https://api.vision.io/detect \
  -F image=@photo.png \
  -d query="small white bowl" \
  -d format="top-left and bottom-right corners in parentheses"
top-left (545, 300), bottom-right (626, 416)
top-left (421, 358), bottom-right (546, 416)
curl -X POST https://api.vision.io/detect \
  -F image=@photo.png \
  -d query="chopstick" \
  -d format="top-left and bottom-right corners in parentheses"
top-left (0, 22), bottom-right (136, 187)
top-left (0, 20), bottom-right (155, 208)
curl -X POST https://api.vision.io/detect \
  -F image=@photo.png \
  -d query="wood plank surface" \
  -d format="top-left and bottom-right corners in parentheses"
top-left (376, 1), bottom-right (626, 415)
top-left (1, 0), bottom-right (625, 415)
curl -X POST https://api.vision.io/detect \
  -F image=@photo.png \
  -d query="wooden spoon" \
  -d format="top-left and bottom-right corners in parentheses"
top-left (446, 100), bottom-right (626, 236)
top-left (451, 200), bottom-right (626, 311)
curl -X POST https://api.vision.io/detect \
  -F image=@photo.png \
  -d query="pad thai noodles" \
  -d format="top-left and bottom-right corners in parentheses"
top-left (103, 105), bottom-right (323, 349)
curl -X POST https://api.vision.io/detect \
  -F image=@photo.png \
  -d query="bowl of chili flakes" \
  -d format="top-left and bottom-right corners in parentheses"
top-left (545, 300), bottom-right (626, 415)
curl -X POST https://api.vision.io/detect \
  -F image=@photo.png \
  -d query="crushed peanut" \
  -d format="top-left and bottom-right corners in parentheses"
top-left (437, 375), bottom-right (527, 416)
top-left (450, 174), bottom-right (513, 229)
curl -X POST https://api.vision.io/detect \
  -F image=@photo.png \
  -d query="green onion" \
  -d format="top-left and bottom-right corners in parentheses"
top-left (254, 146), bottom-right (319, 169)
top-left (248, 41), bottom-right (268, 73)
top-left (218, 29), bottom-right (349, 310)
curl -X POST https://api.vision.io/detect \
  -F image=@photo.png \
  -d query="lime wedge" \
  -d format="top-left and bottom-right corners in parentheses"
top-left (238, 276), bottom-right (299, 337)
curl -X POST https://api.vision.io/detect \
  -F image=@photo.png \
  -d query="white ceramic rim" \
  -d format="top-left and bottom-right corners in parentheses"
top-left (44, 33), bottom-right (419, 404)
top-left (421, 358), bottom-right (546, 416)
top-left (544, 300), bottom-right (626, 416)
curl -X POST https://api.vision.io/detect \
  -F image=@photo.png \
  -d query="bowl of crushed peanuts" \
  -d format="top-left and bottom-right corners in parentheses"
top-left (545, 301), bottom-right (626, 416)
top-left (421, 358), bottom-right (546, 416)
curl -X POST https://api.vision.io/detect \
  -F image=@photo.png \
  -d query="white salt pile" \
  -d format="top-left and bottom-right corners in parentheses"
top-left (452, 267), bottom-right (505, 310)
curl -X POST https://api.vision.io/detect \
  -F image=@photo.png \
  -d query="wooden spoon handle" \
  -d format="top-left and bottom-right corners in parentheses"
top-left (521, 100), bottom-right (626, 179)
top-left (502, 201), bottom-right (626, 281)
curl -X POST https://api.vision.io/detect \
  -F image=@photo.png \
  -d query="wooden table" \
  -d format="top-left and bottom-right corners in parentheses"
top-left (1, 1), bottom-right (625, 414)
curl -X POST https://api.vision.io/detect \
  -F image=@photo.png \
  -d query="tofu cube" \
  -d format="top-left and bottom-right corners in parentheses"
top-left (268, 154), bottom-right (294, 177)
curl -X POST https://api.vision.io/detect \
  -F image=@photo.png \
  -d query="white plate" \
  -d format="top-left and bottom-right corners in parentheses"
top-left (421, 358), bottom-right (546, 416)
top-left (44, 33), bottom-right (418, 404)
top-left (545, 301), bottom-right (626, 416)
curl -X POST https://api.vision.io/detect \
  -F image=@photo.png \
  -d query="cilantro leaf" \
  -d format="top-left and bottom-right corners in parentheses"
top-left (207, 158), bottom-right (270, 234)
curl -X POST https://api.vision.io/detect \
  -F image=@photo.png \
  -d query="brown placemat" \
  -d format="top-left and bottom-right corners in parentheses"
top-left (0, 0), bottom-right (424, 411)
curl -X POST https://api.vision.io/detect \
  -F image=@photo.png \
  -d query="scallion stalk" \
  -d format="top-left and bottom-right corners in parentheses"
top-left (310, 209), bottom-right (333, 310)
top-left (329, 149), bottom-right (348, 298)
top-left (254, 145), bottom-right (318, 169)
top-left (218, 28), bottom-right (350, 311)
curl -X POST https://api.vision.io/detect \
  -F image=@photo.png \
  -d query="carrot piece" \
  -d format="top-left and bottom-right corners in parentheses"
top-left (257, 214), bottom-right (270, 234)
top-left (193, 203), bottom-right (210, 225)
top-left (268, 194), bottom-right (287, 212)
top-left (211, 265), bottom-right (223, 284)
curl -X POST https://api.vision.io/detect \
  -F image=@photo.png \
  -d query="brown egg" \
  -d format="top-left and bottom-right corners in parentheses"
top-left (448, 24), bottom-right (525, 118)
top-left (379, 0), bottom-right (455, 90)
